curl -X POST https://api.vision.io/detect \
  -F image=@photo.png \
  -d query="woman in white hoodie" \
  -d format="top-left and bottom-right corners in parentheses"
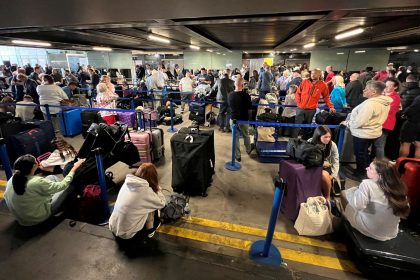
top-left (344, 80), bottom-right (392, 180)
top-left (109, 163), bottom-right (166, 245)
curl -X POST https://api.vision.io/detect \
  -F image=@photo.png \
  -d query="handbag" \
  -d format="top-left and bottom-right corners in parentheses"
top-left (294, 196), bottom-right (333, 236)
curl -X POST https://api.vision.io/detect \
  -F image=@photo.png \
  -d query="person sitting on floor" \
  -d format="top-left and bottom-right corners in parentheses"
top-left (39, 137), bottom-right (78, 173)
top-left (4, 155), bottom-right (85, 227)
top-left (109, 163), bottom-right (166, 247)
top-left (308, 125), bottom-right (339, 201)
top-left (341, 159), bottom-right (410, 241)
top-left (15, 95), bottom-right (37, 121)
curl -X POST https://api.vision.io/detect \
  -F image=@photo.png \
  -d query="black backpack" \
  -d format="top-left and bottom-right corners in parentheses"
top-left (315, 111), bottom-right (348, 125)
top-left (160, 194), bottom-right (190, 223)
top-left (286, 138), bottom-right (325, 167)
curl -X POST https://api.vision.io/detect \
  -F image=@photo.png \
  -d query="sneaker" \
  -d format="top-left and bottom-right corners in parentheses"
top-left (147, 222), bottom-right (161, 238)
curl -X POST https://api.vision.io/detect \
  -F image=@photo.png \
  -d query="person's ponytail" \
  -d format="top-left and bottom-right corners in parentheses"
top-left (12, 155), bottom-right (37, 196)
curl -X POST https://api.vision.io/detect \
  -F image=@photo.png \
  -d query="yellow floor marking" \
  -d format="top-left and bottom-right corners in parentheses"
top-left (158, 225), bottom-right (358, 274)
top-left (183, 216), bottom-right (347, 252)
top-left (0, 180), bottom-right (7, 187)
top-left (0, 190), bottom-right (4, 199)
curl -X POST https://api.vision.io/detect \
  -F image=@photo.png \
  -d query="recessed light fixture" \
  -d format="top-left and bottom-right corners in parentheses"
top-left (12, 40), bottom-right (51, 47)
top-left (414, 49), bottom-right (419, 52)
top-left (355, 50), bottom-right (366, 53)
top-left (92, 46), bottom-right (112, 51)
top-left (206, 49), bottom-right (213, 52)
top-left (290, 48), bottom-right (297, 51)
top-left (282, 51), bottom-right (286, 54)
top-left (336, 52), bottom-right (345, 55)
top-left (148, 35), bottom-right (170, 44)
top-left (222, 53), bottom-right (226, 56)
top-left (243, 51), bottom-right (248, 54)
top-left (190, 45), bottom-right (200, 50)
top-left (228, 50), bottom-right (233, 53)
top-left (335, 28), bottom-right (364, 40)
top-left (216, 52), bottom-right (221, 55)
top-left (303, 43), bottom-right (315, 49)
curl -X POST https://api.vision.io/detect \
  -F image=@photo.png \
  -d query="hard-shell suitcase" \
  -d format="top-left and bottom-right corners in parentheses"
top-left (142, 111), bottom-right (164, 161)
top-left (171, 130), bottom-right (213, 196)
top-left (127, 131), bottom-right (153, 165)
top-left (23, 120), bottom-right (55, 142)
top-left (12, 128), bottom-right (54, 159)
top-left (397, 157), bottom-right (420, 220)
top-left (256, 141), bottom-right (289, 163)
top-left (344, 220), bottom-right (420, 277)
top-left (59, 109), bottom-right (82, 136)
top-left (117, 111), bottom-right (136, 129)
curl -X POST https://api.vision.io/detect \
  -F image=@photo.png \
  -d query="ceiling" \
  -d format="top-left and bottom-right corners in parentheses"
top-left (0, 2), bottom-right (420, 54)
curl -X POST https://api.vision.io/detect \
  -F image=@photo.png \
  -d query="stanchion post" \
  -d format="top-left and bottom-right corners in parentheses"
top-left (0, 138), bottom-right (13, 180)
top-left (249, 177), bottom-right (286, 266)
top-left (93, 148), bottom-right (111, 219)
top-left (130, 97), bottom-right (135, 110)
top-left (44, 104), bottom-right (52, 121)
top-left (167, 98), bottom-right (178, 133)
top-left (136, 111), bottom-right (143, 130)
top-left (337, 125), bottom-right (345, 155)
top-left (224, 120), bottom-right (241, 171)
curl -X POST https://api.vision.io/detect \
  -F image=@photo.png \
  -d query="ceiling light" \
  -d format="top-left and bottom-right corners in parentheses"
top-left (148, 35), bottom-right (170, 44)
top-left (270, 52), bottom-right (275, 56)
top-left (303, 43), bottom-right (315, 49)
top-left (92, 46), bottom-right (112, 51)
top-left (228, 50), bottom-right (233, 53)
top-left (290, 48), bottom-right (297, 51)
top-left (12, 40), bottom-right (51, 47)
top-left (216, 52), bottom-right (221, 55)
top-left (206, 49), bottom-right (213, 52)
top-left (243, 51), bottom-right (248, 54)
top-left (415, 49), bottom-right (419, 52)
top-left (154, 54), bottom-right (160, 58)
top-left (222, 53), bottom-right (226, 56)
top-left (282, 51), bottom-right (286, 54)
top-left (190, 45), bottom-right (200, 50)
top-left (355, 50), bottom-right (366, 53)
top-left (336, 52), bottom-right (345, 55)
top-left (335, 28), bottom-right (364, 40)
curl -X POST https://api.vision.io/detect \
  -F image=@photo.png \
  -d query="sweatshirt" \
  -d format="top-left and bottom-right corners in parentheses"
top-left (382, 91), bottom-right (400, 131)
top-left (109, 174), bottom-right (166, 239)
top-left (347, 95), bottom-right (392, 139)
top-left (4, 172), bottom-right (75, 226)
top-left (344, 179), bottom-right (401, 241)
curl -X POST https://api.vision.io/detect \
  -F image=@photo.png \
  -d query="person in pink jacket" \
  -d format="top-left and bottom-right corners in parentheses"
top-left (374, 77), bottom-right (401, 159)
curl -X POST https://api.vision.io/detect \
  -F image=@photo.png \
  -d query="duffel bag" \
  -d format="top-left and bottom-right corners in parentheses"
top-left (315, 111), bottom-right (348, 125)
top-left (286, 138), bottom-right (324, 167)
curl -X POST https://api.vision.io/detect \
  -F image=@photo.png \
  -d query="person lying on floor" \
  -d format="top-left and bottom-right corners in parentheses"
top-left (109, 163), bottom-right (166, 246)
top-left (341, 159), bottom-right (410, 241)
top-left (38, 137), bottom-right (78, 173)
top-left (307, 125), bottom-right (339, 201)
top-left (4, 154), bottom-right (85, 227)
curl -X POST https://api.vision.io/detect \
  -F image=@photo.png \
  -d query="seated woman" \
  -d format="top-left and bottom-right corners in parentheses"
top-left (308, 125), bottom-right (339, 201)
top-left (39, 137), bottom-right (78, 173)
top-left (342, 160), bottom-right (410, 241)
top-left (109, 163), bottom-right (166, 246)
top-left (4, 155), bottom-right (85, 227)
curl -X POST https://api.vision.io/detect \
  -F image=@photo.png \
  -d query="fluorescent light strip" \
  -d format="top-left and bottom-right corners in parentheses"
top-left (206, 49), bottom-right (213, 52)
top-left (303, 43), bottom-right (315, 49)
top-left (290, 48), bottom-right (297, 51)
top-left (190, 45), bottom-right (200, 50)
top-left (337, 52), bottom-right (345, 55)
top-left (414, 49), bottom-right (419, 52)
top-left (216, 52), bottom-right (221, 55)
top-left (12, 40), bottom-right (51, 47)
top-left (335, 28), bottom-right (364, 40)
top-left (93, 47), bottom-right (112, 51)
top-left (148, 35), bottom-right (170, 44)
top-left (355, 50), bottom-right (366, 53)
top-left (222, 53), bottom-right (226, 56)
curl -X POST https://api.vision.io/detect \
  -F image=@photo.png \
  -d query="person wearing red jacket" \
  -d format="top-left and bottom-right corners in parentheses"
top-left (373, 77), bottom-right (401, 159)
top-left (292, 68), bottom-right (335, 139)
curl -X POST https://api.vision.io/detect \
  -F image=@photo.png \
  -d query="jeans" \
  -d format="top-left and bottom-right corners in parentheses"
top-left (353, 136), bottom-right (375, 174)
top-left (292, 108), bottom-right (316, 139)
top-left (230, 120), bottom-right (251, 160)
top-left (219, 101), bottom-right (231, 130)
top-left (373, 129), bottom-right (390, 159)
top-left (50, 175), bottom-right (75, 215)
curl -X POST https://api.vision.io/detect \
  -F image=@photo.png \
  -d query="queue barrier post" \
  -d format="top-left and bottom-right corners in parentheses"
top-left (93, 148), bottom-right (111, 219)
top-left (0, 138), bottom-right (13, 180)
top-left (249, 177), bottom-right (286, 266)
top-left (167, 98), bottom-right (178, 133)
top-left (224, 120), bottom-right (241, 171)
top-left (136, 111), bottom-right (143, 130)
top-left (130, 97), bottom-right (135, 110)
top-left (44, 104), bottom-right (52, 121)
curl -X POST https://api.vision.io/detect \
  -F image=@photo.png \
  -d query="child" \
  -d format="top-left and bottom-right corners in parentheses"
top-left (39, 137), bottom-right (78, 173)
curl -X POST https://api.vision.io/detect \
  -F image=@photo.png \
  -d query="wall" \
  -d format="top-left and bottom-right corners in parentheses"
top-left (183, 51), bottom-right (242, 70)
top-left (309, 49), bottom-right (390, 71)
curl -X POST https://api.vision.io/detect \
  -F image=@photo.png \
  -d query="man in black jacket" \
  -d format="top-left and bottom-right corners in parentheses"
top-left (214, 70), bottom-right (234, 132)
top-left (346, 72), bottom-right (365, 109)
top-left (16, 73), bottom-right (39, 104)
top-left (401, 74), bottom-right (420, 110)
top-left (228, 75), bottom-right (254, 161)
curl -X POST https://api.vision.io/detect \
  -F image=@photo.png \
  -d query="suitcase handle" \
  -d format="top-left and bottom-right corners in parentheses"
top-left (185, 135), bottom-right (194, 143)
top-left (397, 157), bottom-right (420, 174)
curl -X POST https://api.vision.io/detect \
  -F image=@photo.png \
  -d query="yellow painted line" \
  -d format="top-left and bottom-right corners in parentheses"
top-left (0, 190), bottom-right (4, 199)
top-left (183, 216), bottom-right (346, 252)
top-left (158, 225), bottom-right (358, 274)
top-left (0, 180), bottom-right (6, 187)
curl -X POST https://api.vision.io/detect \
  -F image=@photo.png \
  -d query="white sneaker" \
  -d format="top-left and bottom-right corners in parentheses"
top-left (147, 222), bottom-right (161, 238)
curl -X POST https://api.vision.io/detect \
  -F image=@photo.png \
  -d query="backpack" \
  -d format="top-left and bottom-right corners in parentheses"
top-left (160, 194), bottom-right (190, 223)
top-left (79, 184), bottom-right (109, 224)
top-left (286, 138), bottom-right (325, 167)
top-left (315, 111), bottom-right (348, 125)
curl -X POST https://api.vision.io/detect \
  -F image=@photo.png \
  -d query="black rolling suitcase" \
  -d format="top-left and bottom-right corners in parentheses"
top-left (12, 128), bottom-right (54, 159)
top-left (80, 110), bottom-right (104, 138)
top-left (170, 129), bottom-right (213, 196)
top-left (344, 221), bottom-right (420, 278)
top-left (188, 102), bottom-right (206, 124)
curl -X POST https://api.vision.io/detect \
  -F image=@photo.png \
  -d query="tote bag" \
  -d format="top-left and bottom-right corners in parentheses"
top-left (294, 196), bottom-right (333, 236)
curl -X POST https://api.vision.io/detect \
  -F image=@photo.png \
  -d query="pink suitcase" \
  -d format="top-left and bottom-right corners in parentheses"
top-left (126, 130), bottom-right (153, 166)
